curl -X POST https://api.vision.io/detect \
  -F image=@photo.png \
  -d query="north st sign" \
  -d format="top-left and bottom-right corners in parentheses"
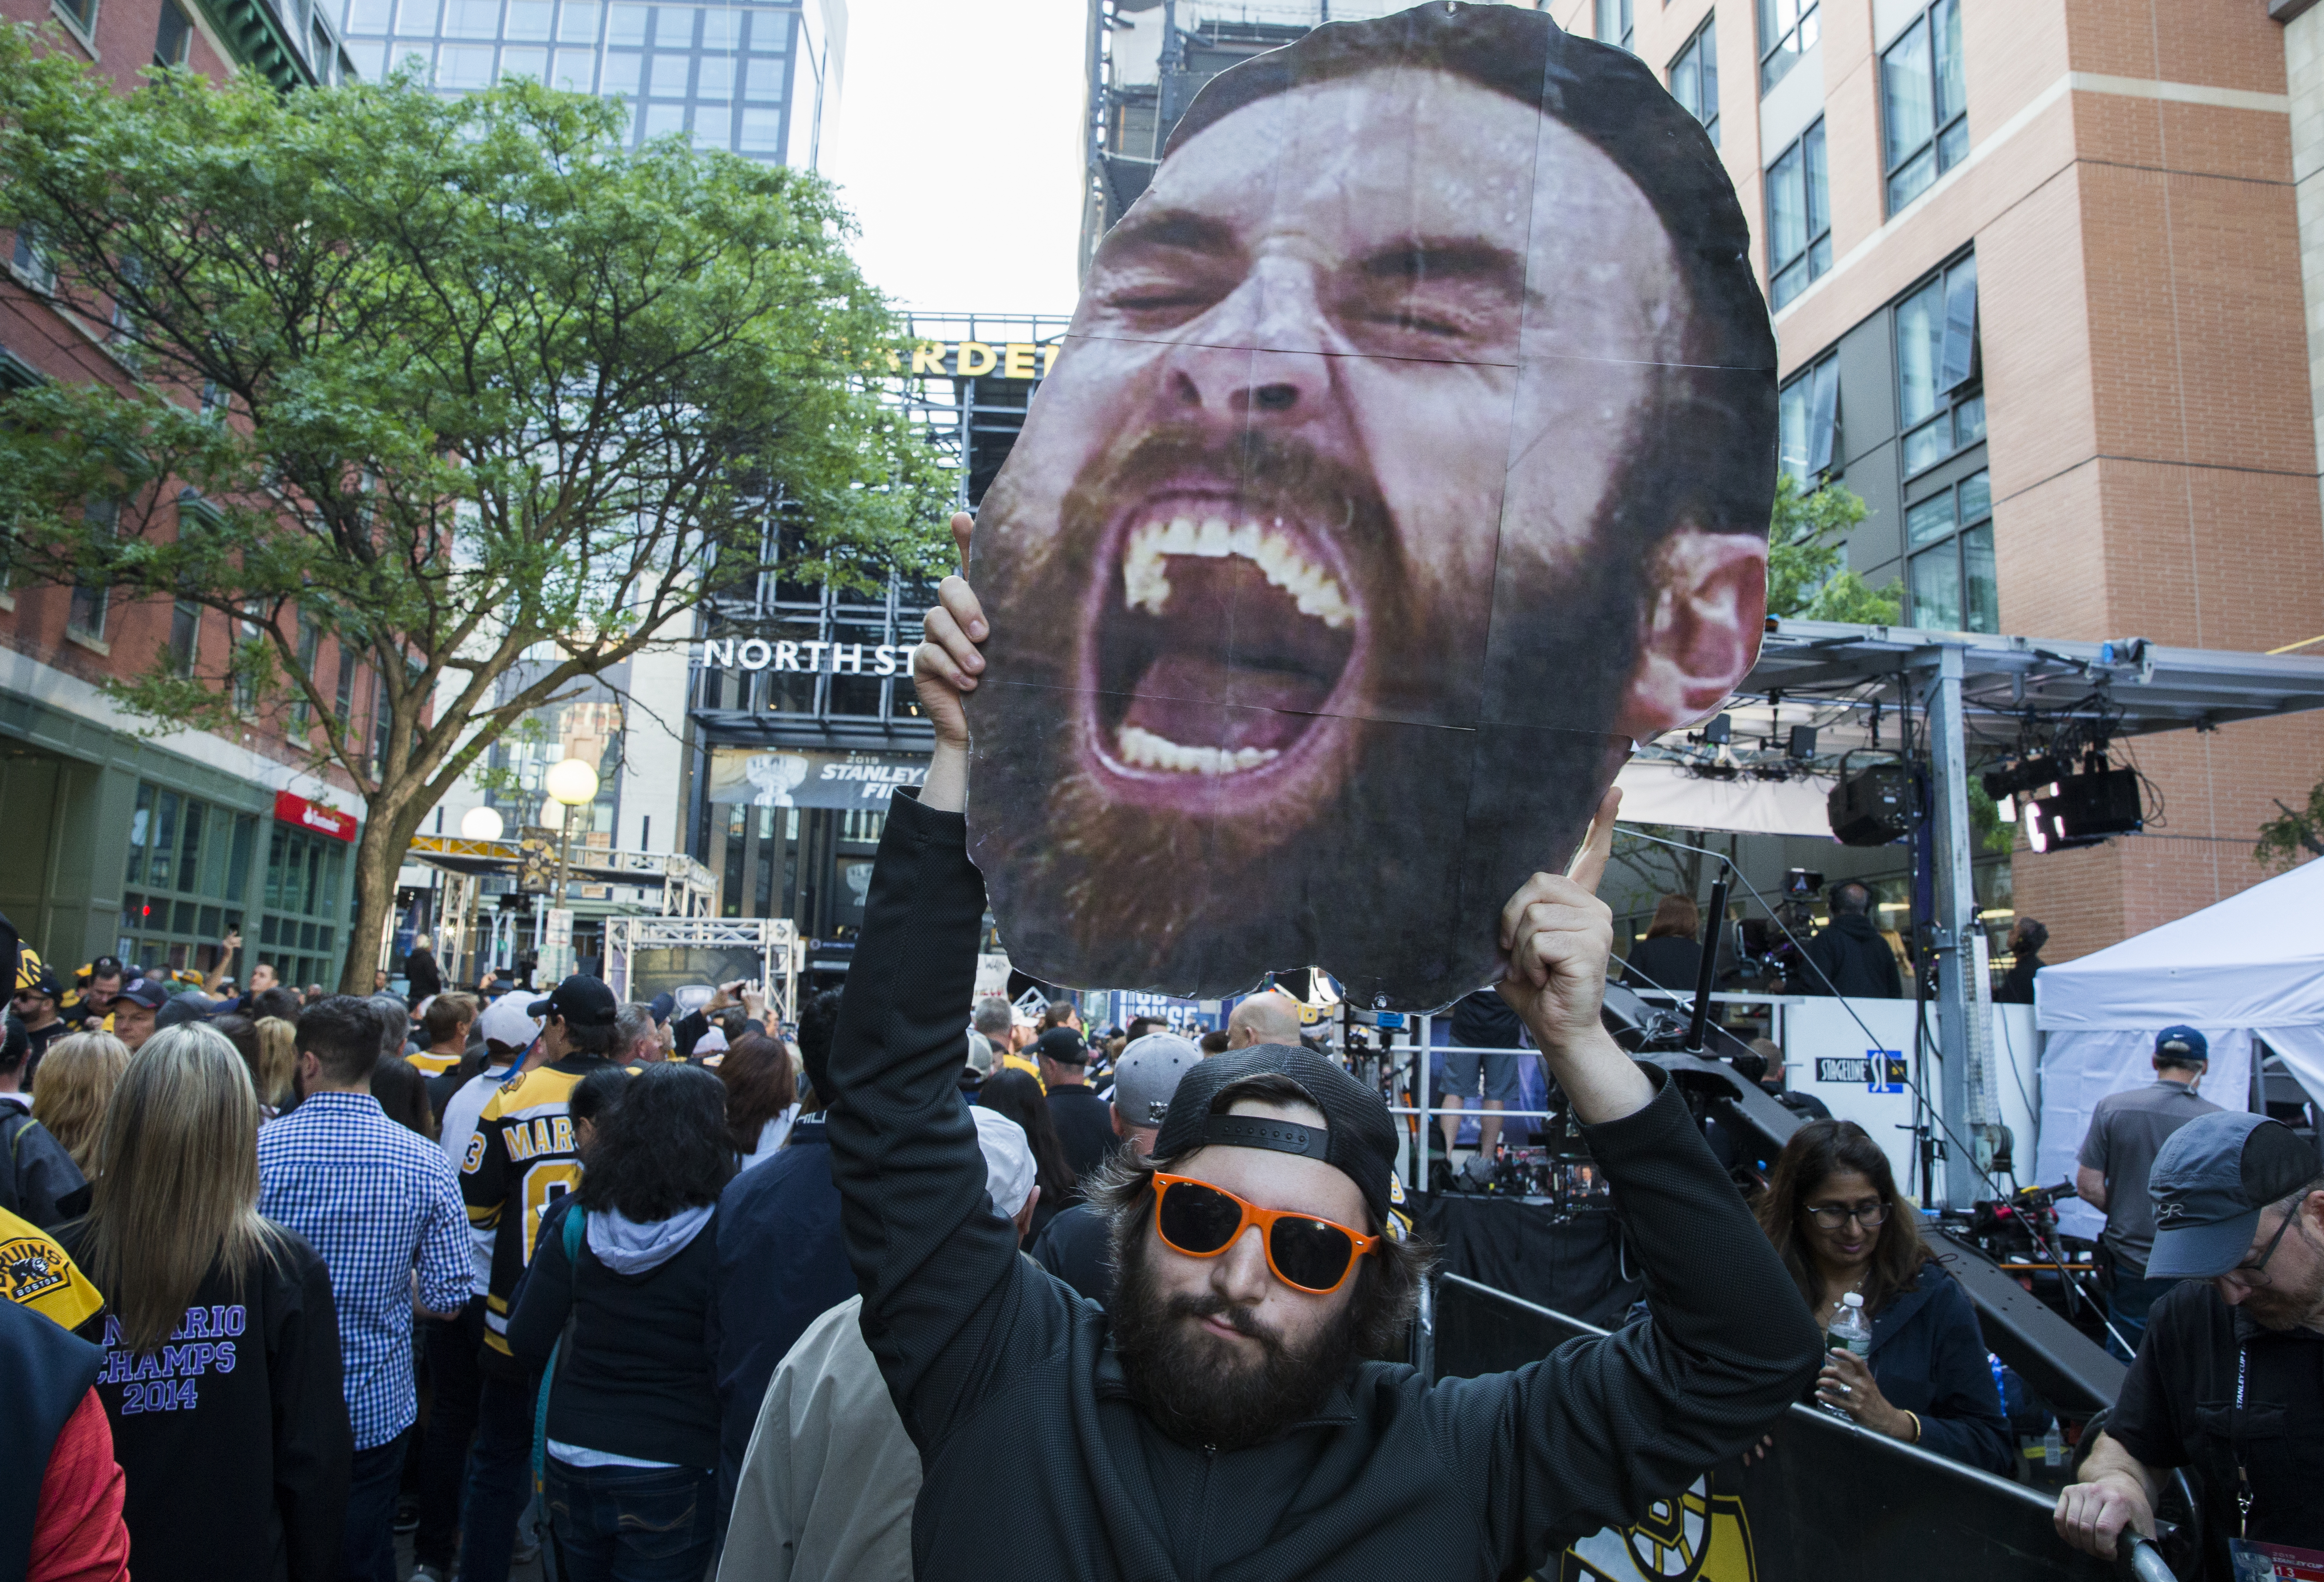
top-left (700, 637), bottom-right (909, 677)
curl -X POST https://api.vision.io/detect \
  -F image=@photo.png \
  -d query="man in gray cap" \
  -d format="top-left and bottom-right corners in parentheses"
top-left (1031, 1032), bottom-right (1207, 1302)
top-left (805, 535), bottom-right (1820, 1582)
top-left (2055, 1111), bottom-right (2324, 1574)
top-left (2074, 1024), bottom-right (2219, 1357)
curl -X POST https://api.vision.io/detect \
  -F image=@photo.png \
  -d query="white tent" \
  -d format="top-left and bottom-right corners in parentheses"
top-left (2032, 856), bottom-right (2324, 1240)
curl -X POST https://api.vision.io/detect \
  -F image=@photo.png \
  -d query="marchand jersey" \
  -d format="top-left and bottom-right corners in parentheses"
top-left (459, 1057), bottom-right (601, 1362)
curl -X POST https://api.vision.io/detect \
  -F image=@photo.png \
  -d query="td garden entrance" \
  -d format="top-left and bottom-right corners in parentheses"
top-left (697, 741), bottom-right (929, 942)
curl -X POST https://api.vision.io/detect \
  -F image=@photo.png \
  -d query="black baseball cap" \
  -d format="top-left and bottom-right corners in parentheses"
top-left (529, 974), bottom-right (620, 1028)
top-left (115, 978), bottom-right (172, 1011)
top-left (2147, 1112), bottom-right (2319, 1279)
top-left (1151, 1043), bottom-right (1400, 1230)
top-left (1032, 1026), bottom-right (1088, 1066)
top-left (156, 991), bottom-right (218, 1029)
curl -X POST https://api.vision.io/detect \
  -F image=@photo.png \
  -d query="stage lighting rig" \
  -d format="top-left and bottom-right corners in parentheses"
top-left (2022, 752), bottom-right (2144, 852)
top-left (1827, 751), bottom-right (1913, 846)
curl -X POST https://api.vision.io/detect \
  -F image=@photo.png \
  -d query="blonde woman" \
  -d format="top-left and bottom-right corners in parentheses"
top-left (30, 1031), bottom-right (129, 1174)
top-left (61, 1022), bottom-right (352, 1582)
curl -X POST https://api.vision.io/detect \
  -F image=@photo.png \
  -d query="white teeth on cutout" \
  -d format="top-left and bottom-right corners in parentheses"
top-left (1119, 516), bottom-right (1353, 631)
top-left (1117, 725), bottom-right (1280, 776)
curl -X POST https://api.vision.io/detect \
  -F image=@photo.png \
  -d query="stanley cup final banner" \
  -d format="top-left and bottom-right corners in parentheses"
top-left (962, 4), bottom-right (1777, 1011)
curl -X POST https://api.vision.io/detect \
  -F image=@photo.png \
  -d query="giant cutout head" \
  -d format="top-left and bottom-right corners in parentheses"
top-left (965, 4), bottom-right (1775, 1010)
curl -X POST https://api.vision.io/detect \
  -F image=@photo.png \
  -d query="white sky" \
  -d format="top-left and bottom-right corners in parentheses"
top-left (824, 0), bottom-right (1089, 319)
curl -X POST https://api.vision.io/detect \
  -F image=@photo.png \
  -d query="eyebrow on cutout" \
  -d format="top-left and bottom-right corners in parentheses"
top-left (1108, 206), bottom-right (1243, 260)
top-left (1361, 236), bottom-right (1532, 302)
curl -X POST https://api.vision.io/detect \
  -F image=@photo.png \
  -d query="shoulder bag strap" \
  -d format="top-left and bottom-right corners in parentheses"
top-left (530, 1201), bottom-right (587, 1494)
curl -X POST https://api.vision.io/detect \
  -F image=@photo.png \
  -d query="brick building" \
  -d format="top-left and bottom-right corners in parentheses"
top-left (1541, 0), bottom-right (2324, 961)
top-left (1, 0), bottom-right (369, 988)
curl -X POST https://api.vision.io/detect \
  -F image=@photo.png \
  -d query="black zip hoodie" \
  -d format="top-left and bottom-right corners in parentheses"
top-left (816, 789), bottom-right (1822, 1582)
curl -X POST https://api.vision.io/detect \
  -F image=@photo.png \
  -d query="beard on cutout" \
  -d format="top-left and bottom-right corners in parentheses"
top-left (968, 421), bottom-right (1640, 1009)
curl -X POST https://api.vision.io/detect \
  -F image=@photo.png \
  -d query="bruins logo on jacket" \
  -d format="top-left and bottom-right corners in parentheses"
top-left (1557, 1475), bottom-right (1755, 1582)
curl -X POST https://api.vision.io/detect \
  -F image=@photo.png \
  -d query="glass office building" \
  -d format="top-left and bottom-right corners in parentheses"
top-left (337, 0), bottom-right (841, 166)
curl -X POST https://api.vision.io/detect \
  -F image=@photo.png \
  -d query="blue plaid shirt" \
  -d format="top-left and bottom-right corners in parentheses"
top-left (259, 1090), bottom-right (471, 1450)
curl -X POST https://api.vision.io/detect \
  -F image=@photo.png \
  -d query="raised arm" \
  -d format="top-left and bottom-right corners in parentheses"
top-left (1427, 792), bottom-right (1824, 1570)
top-left (820, 514), bottom-right (1065, 1452)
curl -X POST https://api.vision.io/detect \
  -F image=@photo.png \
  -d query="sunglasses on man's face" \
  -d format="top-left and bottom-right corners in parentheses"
top-left (1150, 1173), bottom-right (1379, 1296)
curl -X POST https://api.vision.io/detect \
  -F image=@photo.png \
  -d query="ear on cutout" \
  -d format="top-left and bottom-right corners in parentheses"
top-left (1612, 528), bottom-right (1768, 741)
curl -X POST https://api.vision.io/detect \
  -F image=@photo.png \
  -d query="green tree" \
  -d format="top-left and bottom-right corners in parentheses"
top-left (0, 37), bottom-right (949, 990)
top-left (1763, 473), bottom-right (1903, 624)
top-left (2255, 781), bottom-right (2324, 870)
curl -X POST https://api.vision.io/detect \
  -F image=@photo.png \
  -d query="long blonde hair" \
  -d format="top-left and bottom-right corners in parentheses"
top-left (77, 1024), bottom-right (289, 1355)
top-left (253, 1017), bottom-right (298, 1110)
top-left (29, 1032), bottom-right (130, 1174)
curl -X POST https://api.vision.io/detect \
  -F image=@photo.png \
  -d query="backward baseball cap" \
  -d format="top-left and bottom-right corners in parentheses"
top-left (2145, 1111), bottom-right (2320, 1279)
top-left (1151, 1043), bottom-right (1400, 1230)
top-left (1113, 1033), bottom-right (1204, 1130)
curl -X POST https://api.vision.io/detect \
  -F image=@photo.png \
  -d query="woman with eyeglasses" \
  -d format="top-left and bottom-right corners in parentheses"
top-left (1756, 1119), bottom-right (2014, 1474)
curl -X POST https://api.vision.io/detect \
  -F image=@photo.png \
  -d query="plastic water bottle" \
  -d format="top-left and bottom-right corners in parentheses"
top-left (1831, 1293), bottom-right (1872, 1357)
top-left (2043, 1422), bottom-right (2064, 1468)
top-left (1823, 1294), bottom-right (1871, 1419)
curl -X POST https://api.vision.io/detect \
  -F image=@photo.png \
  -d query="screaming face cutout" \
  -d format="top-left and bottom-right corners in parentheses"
top-left (962, 7), bottom-right (1775, 1009)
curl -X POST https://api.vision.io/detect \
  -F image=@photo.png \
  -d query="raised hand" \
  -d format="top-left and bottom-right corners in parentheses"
top-left (912, 512), bottom-right (986, 752)
top-left (1495, 787), bottom-right (1652, 1123)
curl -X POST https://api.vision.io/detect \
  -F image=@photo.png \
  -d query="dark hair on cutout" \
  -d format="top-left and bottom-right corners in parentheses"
top-left (1756, 1118), bottom-right (1926, 1316)
top-left (579, 1063), bottom-right (734, 1221)
top-left (977, 1068), bottom-right (1078, 1208)
top-left (296, 995), bottom-right (385, 1086)
top-left (718, 1031), bottom-right (798, 1154)
top-left (1164, 5), bottom-right (1775, 550)
top-left (1084, 1071), bottom-right (1435, 1357)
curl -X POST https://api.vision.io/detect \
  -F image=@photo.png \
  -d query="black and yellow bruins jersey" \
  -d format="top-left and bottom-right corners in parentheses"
top-left (459, 1058), bottom-right (597, 1362)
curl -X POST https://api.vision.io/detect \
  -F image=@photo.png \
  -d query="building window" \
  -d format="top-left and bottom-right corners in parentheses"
top-left (1758, 0), bottom-right (1818, 94)
top-left (68, 500), bottom-right (117, 640)
top-left (649, 52), bottom-right (689, 97)
top-left (169, 600), bottom-right (201, 677)
top-left (11, 225), bottom-right (57, 295)
top-left (1895, 253), bottom-right (1981, 476)
top-left (1778, 355), bottom-right (1840, 486)
top-left (504, 0), bottom-right (549, 37)
top-left (346, 0), bottom-right (391, 32)
top-left (121, 783), bottom-right (255, 974)
top-left (52, 0), bottom-right (98, 38)
top-left (500, 45), bottom-right (546, 80)
top-left (260, 823), bottom-right (347, 992)
top-left (1882, 0), bottom-right (1966, 214)
top-left (234, 602), bottom-right (263, 712)
top-left (738, 106), bottom-right (783, 155)
top-left (292, 615), bottom-right (320, 731)
top-left (335, 644), bottom-right (358, 720)
top-left (1765, 119), bottom-right (1828, 311)
top-left (1595, 0), bottom-right (1632, 53)
top-left (1906, 468), bottom-right (1995, 632)
top-left (155, 0), bottom-right (193, 65)
top-left (1668, 17), bottom-right (1718, 147)
top-left (557, 0), bottom-right (597, 42)
top-left (437, 42), bottom-right (493, 86)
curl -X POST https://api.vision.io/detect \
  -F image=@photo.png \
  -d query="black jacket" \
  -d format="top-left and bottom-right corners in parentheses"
top-left (1618, 936), bottom-right (1703, 999)
top-left (1796, 915), bottom-right (1903, 998)
top-left (1045, 1084), bottom-right (1117, 1183)
top-left (1862, 1261), bottom-right (2014, 1476)
top-left (60, 1222), bottom-right (351, 1582)
top-left (817, 790), bottom-right (1823, 1582)
top-left (0, 1286), bottom-right (103, 1582)
top-left (510, 1196), bottom-right (723, 1472)
top-left (0, 1104), bottom-right (88, 1230)
top-left (709, 1112), bottom-right (856, 1504)
top-left (1029, 1201), bottom-right (1112, 1306)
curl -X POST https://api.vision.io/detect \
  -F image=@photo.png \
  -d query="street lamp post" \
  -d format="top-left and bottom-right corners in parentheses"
top-left (457, 806), bottom-right (506, 982)
top-left (542, 758), bottom-right (599, 981)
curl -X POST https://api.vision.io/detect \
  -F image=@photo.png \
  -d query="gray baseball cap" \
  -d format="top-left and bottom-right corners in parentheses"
top-left (2146, 1112), bottom-right (2320, 1280)
top-left (1111, 1033), bottom-right (1204, 1132)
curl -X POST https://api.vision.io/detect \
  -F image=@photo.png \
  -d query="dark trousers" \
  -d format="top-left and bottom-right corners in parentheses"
top-left (544, 1459), bottom-right (719, 1582)
top-left (341, 1430), bottom-right (408, 1582)
top-left (2106, 1270), bottom-right (2178, 1363)
top-left (416, 1298), bottom-right (487, 1569)
top-left (458, 1368), bottom-right (539, 1582)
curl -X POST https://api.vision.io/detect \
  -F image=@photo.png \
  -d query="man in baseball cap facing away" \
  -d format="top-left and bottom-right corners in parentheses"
top-left (2056, 1111), bottom-right (2324, 1574)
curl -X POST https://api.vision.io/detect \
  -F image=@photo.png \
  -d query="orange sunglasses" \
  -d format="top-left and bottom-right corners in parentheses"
top-left (1150, 1173), bottom-right (1381, 1295)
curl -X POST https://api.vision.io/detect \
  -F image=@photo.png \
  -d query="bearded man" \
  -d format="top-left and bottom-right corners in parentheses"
top-left (807, 524), bottom-right (1819, 1582)
top-left (964, 6), bottom-right (1773, 1008)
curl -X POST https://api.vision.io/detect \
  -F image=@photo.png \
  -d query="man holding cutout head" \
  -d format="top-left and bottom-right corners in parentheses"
top-left (806, 508), bottom-right (1817, 1582)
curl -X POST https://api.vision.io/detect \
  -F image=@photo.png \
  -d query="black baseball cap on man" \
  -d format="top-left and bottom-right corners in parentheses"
top-left (1032, 1026), bottom-right (1088, 1066)
top-left (115, 978), bottom-right (172, 1011)
top-left (2146, 1111), bottom-right (2319, 1279)
top-left (1152, 1043), bottom-right (1401, 1230)
top-left (529, 974), bottom-right (620, 1028)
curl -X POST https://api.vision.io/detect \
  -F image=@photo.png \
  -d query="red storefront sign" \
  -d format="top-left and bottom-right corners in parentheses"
top-left (273, 790), bottom-right (357, 842)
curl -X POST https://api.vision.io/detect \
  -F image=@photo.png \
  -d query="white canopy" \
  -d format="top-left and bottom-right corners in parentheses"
top-left (1612, 759), bottom-right (1837, 840)
top-left (2032, 856), bottom-right (2324, 1241)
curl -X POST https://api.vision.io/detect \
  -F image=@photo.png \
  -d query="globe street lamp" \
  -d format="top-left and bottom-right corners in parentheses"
top-left (459, 805), bottom-right (505, 841)
top-left (455, 805), bottom-right (506, 982)
top-left (544, 758), bottom-right (599, 909)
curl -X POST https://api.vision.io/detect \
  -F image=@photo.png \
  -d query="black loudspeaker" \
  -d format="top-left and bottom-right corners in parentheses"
top-left (1827, 754), bottom-right (1913, 846)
